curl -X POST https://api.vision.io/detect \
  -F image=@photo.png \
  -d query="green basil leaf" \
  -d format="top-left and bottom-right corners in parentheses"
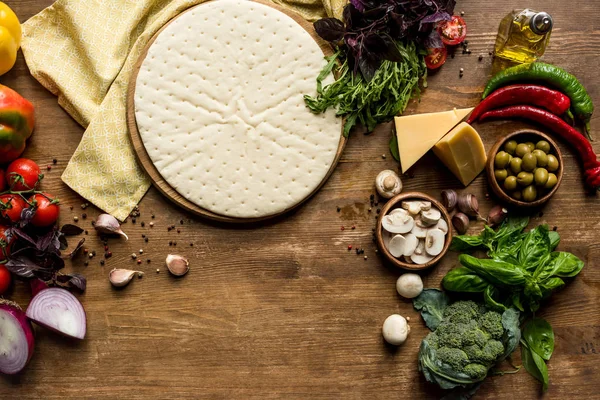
top-left (450, 235), bottom-right (484, 252)
top-left (538, 252), bottom-right (584, 279)
top-left (459, 254), bottom-right (529, 287)
top-left (548, 231), bottom-right (560, 250)
top-left (540, 277), bottom-right (565, 299)
top-left (483, 285), bottom-right (508, 312)
top-left (501, 308), bottom-right (521, 359)
top-left (523, 318), bottom-right (554, 361)
top-left (442, 266), bottom-right (489, 293)
top-left (509, 292), bottom-right (525, 312)
top-left (518, 224), bottom-right (551, 269)
top-left (489, 233), bottom-right (524, 265)
top-left (497, 215), bottom-right (530, 239)
top-left (413, 289), bottom-right (450, 331)
top-left (521, 341), bottom-right (549, 391)
top-left (389, 134), bottom-right (400, 162)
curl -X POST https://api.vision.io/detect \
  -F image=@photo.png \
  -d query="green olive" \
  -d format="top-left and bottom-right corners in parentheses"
top-left (512, 191), bottom-right (523, 200)
top-left (547, 154), bottom-right (559, 172)
top-left (504, 176), bottom-right (518, 191)
top-left (534, 168), bottom-right (549, 186)
top-left (509, 157), bottom-right (523, 174)
top-left (522, 153), bottom-right (537, 172)
top-left (494, 169), bottom-right (508, 182)
top-left (515, 143), bottom-right (531, 157)
top-left (517, 171), bottom-right (534, 186)
top-left (545, 173), bottom-right (558, 189)
top-left (522, 185), bottom-right (538, 202)
top-left (536, 140), bottom-right (551, 153)
top-left (532, 149), bottom-right (548, 167)
top-left (494, 151), bottom-right (511, 169)
top-left (504, 140), bottom-right (518, 155)
top-left (525, 142), bottom-right (536, 152)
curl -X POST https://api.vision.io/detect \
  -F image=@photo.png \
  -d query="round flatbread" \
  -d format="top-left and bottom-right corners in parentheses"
top-left (133, 0), bottom-right (341, 218)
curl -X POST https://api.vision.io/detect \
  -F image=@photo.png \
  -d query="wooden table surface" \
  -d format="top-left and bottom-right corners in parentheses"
top-left (1, 1), bottom-right (599, 399)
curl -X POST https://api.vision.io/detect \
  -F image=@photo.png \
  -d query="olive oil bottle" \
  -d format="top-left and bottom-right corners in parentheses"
top-left (494, 9), bottom-right (553, 64)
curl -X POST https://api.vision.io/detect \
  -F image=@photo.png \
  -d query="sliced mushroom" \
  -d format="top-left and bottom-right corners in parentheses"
top-left (435, 218), bottom-right (449, 234)
top-left (382, 230), bottom-right (392, 250)
top-left (425, 228), bottom-right (445, 256)
top-left (375, 170), bottom-right (402, 199)
top-left (382, 211), bottom-right (414, 234)
top-left (401, 200), bottom-right (431, 215)
top-left (411, 218), bottom-right (429, 238)
top-left (388, 234), bottom-right (407, 258)
top-left (402, 233), bottom-right (419, 257)
top-left (421, 207), bottom-right (441, 226)
top-left (410, 240), bottom-right (434, 264)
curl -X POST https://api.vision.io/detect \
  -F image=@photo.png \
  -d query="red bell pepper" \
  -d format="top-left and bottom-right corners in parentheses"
top-left (0, 84), bottom-right (35, 163)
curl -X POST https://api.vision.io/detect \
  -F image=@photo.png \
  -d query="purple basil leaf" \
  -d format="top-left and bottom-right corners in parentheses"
top-left (19, 207), bottom-right (35, 228)
top-left (64, 238), bottom-right (85, 259)
top-left (58, 234), bottom-right (68, 251)
top-left (60, 224), bottom-right (84, 236)
top-left (5, 255), bottom-right (52, 280)
top-left (424, 29), bottom-right (445, 49)
top-left (12, 228), bottom-right (38, 248)
top-left (38, 229), bottom-right (56, 252)
top-left (363, 34), bottom-right (403, 62)
top-left (357, 54), bottom-right (379, 82)
top-left (314, 18), bottom-right (345, 42)
top-left (55, 273), bottom-right (87, 292)
top-left (349, 0), bottom-right (366, 12)
top-left (421, 11), bottom-right (452, 24)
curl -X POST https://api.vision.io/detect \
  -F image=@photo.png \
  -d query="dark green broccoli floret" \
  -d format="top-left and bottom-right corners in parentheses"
top-left (436, 347), bottom-right (469, 370)
top-left (435, 322), bottom-right (463, 348)
top-left (443, 300), bottom-right (480, 325)
top-left (463, 326), bottom-right (490, 348)
top-left (481, 340), bottom-right (504, 363)
top-left (425, 331), bottom-right (439, 349)
top-left (479, 311), bottom-right (504, 340)
top-left (463, 344), bottom-right (482, 361)
top-left (463, 363), bottom-right (488, 380)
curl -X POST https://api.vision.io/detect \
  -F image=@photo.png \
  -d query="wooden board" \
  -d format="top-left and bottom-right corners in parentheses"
top-left (126, 0), bottom-right (347, 224)
top-left (2, 0), bottom-right (600, 399)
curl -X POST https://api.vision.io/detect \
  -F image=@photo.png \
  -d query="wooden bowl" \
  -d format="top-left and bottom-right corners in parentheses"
top-left (376, 192), bottom-right (452, 271)
top-left (486, 129), bottom-right (563, 208)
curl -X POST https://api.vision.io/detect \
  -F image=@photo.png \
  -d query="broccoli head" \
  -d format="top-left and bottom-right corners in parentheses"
top-left (442, 300), bottom-right (480, 325)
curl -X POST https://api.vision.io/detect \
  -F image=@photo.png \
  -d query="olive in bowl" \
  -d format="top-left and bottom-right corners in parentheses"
top-left (486, 130), bottom-right (563, 208)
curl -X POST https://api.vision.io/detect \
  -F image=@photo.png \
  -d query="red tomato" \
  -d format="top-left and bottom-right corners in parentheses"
top-left (0, 265), bottom-right (10, 294)
top-left (6, 158), bottom-right (42, 191)
top-left (29, 193), bottom-right (60, 227)
top-left (0, 168), bottom-right (6, 192)
top-left (0, 194), bottom-right (27, 224)
top-left (425, 47), bottom-right (448, 70)
top-left (438, 16), bottom-right (467, 46)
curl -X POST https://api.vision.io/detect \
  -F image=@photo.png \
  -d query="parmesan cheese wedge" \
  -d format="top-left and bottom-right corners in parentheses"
top-left (395, 108), bottom-right (473, 173)
top-left (433, 122), bottom-right (487, 186)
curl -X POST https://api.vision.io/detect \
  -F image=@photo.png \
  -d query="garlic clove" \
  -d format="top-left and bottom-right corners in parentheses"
top-left (488, 205), bottom-right (508, 227)
top-left (425, 228), bottom-right (445, 256)
top-left (388, 234), bottom-right (407, 258)
top-left (109, 269), bottom-right (143, 287)
top-left (94, 214), bottom-right (128, 240)
top-left (457, 193), bottom-right (481, 218)
top-left (420, 208), bottom-right (441, 226)
top-left (452, 212), bottom-right (470, 235)
top-left (441, 189), bottom-right (458, 212)
top-left (166, 254), bottom-right (189, 277)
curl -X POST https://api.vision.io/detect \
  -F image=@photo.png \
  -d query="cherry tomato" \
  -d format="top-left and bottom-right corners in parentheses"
top-left (0, 168), bottom-right (6, 192)
top-left (0, 225), bottom-right (13, 261)
top-left (0, 265), bottom-right (10, 294)
top-left (6, 158), bottom-right (42, 191)
top-left (0, 194), bottom-right (27, 224)
top-left (29, 193), bottom-right (60, 227)
top-left (438, 15), bottom-right (467, 46)
top-left (425, 47), bottom-right (448, 70)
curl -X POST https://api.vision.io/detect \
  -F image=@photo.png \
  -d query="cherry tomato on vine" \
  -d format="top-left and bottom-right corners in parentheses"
top-left (6, 158), bottom-right (42, 191)
top-left (29, 193), bottom-right (60, 227)
top-left (425, 47), bottom-right (448, 70)
top-left (0, 194), bottom-right (27, 224)
top-left (438, 16), bottom-right (467, 46)
top-left (0, 265), bottom-right (10, 294)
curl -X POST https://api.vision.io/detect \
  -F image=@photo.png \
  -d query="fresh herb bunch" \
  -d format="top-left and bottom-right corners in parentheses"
top-left (443, 216), bottom-right (584, 313)
top-left (315, 0), bottom-right (455, 80)
top-left (304, 42), bottom-right (426, 136)
top-left (305, 0), bottom-right (455, 136)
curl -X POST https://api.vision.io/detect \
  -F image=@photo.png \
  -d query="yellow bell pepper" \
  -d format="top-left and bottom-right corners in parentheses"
top-left (0, 2), bottom-right (21, 76)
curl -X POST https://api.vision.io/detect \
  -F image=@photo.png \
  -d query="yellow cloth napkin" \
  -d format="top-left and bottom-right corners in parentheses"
top-left (21, 0), bottom-right (346, 220)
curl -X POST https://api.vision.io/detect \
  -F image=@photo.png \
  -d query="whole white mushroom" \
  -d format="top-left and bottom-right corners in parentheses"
top-left (375, 170), bottom-right (402, 199)
top-left (396, 273), bottom-right (423, 299)
top-left (382, 314), bottom-right (410, 345)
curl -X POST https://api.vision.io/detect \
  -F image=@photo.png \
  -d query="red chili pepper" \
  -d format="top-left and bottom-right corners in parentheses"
top-left (467, 85), bottom-right (572, 124)
top-left (479, 105), bottom-right (600, 190)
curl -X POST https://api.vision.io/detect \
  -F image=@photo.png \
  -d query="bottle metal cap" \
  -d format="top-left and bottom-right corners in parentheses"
top-left (530, 12), bottom-right (553, 35)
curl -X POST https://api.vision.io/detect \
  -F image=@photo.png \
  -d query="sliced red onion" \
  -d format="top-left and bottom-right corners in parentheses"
top-left (26, 288), bottom-right (86, 340)
top-left (0, 300), bottom-right (35, 375)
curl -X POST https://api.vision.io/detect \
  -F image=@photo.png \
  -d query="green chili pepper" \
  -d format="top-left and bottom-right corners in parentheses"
top-left (482, 63), bottom-right (594, 136)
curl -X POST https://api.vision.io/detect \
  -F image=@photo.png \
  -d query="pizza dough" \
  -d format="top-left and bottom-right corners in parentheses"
top-left (133, 0), bottom-right (341, 218)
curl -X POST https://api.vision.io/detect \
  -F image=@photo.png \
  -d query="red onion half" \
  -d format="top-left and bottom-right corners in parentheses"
top-left (26, 288), bottom-right (86, 340)
top-left (0, 300), bottom-right (35, 375)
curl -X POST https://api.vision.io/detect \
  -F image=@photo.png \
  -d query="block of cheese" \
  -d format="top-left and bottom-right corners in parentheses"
top-left (433, 122), bottom-right (487, 186)
top-left (395, 108), bottom-right (473, 173)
